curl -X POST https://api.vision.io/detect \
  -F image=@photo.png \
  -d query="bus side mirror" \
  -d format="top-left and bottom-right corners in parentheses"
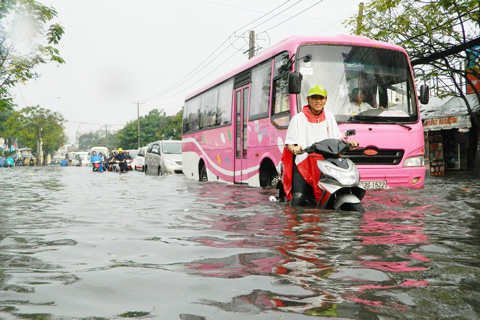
top-left (288, 72), bottom-right (303, 94)
top-left (419, 85), bottom-right (429, 104)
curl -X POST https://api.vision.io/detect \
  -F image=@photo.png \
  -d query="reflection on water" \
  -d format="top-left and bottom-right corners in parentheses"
top-left (0, 166), bottom-right (479, 319)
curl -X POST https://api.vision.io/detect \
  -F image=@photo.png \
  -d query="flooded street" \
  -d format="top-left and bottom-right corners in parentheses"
top-left (0, 166), bottom-right (479, 320)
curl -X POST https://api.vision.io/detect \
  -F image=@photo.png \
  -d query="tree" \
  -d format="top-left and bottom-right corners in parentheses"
top-left (0, 107), bottom-right (13, 135)
top-left (0, 0), bottom-right (65, 110)
top-left (116, 108), bottom-right (183, 149)
top-left (77, 130), bottom-right (105, 151)
top-left (157, 108), bottom-right (183, 141)
top-left (3, 106), bottom-right (66, 164)
top-left (345, 0), bottom-right (480, 175)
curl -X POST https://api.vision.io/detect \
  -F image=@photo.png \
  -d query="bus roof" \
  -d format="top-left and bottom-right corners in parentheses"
top-left (185, 35), bottom-right (407, 101)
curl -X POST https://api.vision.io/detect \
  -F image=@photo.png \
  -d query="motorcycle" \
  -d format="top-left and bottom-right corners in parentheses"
top-left (126, 159), bottom-right (133, 171)
top-left (110, 160), bottom-right (127, 173)
top-left (92, 161), bottom-right (103, 172)
top-left (279, 129), bottom-right (365, 213)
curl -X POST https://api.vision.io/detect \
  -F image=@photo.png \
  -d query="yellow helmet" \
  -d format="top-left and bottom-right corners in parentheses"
top-left (307, 84), bottom-right (327, 97)
top-left (118, 148), bottom-right (123, 152)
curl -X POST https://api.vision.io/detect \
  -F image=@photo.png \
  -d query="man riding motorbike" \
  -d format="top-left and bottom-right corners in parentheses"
top-left (90, 151), bottom-right (103, 172)
top-left (114, 148), bottom-right (128, 173)
top-left (280, 84), bottom-right (357, 206)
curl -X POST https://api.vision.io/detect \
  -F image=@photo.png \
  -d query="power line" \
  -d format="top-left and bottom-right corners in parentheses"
top-left (262, 0), bottom-right (325, 33)
top-left (146, 43), bottom-right (249, 103)
top-left (311, 11), bottom-right (357, 35)
top-left (200, 0), bottom-right (271, 14)
top-left (250, 0), bottom-right (303, 31)
top-left (231, 0), bottom-right (294, 35)
top-left (141, 1), bottom-right (299, 103)
top-left (66, 120), bottom-right (124, 127)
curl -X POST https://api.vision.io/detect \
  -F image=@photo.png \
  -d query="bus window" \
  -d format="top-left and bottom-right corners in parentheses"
top-left (184, 96), bottom-right (201, 132)
top-left (200, 89), bottom-right (218, 128)
top-left (271, 52), bottom-right (291, 129)
top-left (271, 74), bottom-right (291, 129)
top-left (216, 80), bottom-right (233, 125)
top-left (249, 61), bottom-right (271, 120)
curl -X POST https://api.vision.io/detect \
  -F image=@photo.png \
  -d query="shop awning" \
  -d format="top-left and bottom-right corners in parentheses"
top-left (420, 94), bottom-right (479, 131)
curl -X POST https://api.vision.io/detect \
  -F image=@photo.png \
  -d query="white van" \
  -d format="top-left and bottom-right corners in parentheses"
top-left (73, 152), bottom-right (90, 166)
top-left (89, 147), bottom-right (109, 158)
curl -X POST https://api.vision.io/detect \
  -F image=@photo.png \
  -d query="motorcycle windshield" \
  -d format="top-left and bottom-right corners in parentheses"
top-left (311, 139), bottom-right (348, 158)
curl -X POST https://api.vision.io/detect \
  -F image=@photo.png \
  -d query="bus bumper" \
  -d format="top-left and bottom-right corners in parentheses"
top-left (357, 166), bottom-right (425, 189)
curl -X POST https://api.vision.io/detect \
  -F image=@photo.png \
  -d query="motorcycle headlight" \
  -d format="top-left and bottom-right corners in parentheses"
top-left (322, 163), bottom-right (359, 186)
top-left (403, 156), bottom-right (424, 167)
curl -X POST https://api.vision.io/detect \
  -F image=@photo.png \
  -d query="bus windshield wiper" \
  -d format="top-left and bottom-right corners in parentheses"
top-left (348, 115), bottom-right (412, 130)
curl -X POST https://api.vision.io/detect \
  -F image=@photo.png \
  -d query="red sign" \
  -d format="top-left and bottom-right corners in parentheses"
top-left (467, 73), bottom-right (480, 95)
top-left (364, 149), bottom-right (378, 156)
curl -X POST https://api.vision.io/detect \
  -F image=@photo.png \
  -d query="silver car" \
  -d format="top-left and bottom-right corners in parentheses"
top-left (144, 140), bottom-right (182, 175)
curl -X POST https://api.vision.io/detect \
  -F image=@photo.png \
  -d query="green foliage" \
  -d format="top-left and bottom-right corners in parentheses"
top-left (344, 0), bottom-right (479, 95)
top-left (0, 107), bottom-right (14, 136)
top-left (116, 108), bottom-right (183, 150)
top-left (0, 0), bottom-right (65, 110)
top-left (155, 108), bottom-right (183, 141)
top-left (3, 105), bottom-right (66, 158)
top-left (77, 129), bottom-right (117, 151)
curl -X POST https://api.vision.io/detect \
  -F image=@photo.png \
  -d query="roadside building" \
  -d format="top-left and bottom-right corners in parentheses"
top-left (421, 94), bottom-right (480, 175)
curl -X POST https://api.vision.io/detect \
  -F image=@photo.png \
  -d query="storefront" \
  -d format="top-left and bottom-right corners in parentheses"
top-left (421, 94), bottom-right (479, 175)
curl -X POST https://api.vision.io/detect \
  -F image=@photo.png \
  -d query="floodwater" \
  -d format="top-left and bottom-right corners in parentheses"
top-left (0, 166), bottom-right (479, 320)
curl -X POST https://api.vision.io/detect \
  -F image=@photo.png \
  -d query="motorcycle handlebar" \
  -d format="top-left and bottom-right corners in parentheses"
top-left (301, 139), bottom-right (355, 156)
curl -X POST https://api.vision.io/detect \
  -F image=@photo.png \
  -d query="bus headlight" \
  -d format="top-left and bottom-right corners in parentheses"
top-left (403, 156), bottom-right (424, 167)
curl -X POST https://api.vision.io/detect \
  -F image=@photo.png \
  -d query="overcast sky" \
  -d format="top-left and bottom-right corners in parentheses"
top-left (13, 0), bottom-right (360, 144)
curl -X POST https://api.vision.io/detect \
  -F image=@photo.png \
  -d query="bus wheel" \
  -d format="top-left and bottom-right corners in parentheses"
top-left (199, 165), bottom-right (208, 182)
top-left (260, 160), bottom-right (277, 188)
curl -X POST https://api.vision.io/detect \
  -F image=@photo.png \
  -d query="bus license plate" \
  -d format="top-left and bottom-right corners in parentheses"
top-left (360, 181), bottom-right (387, 189)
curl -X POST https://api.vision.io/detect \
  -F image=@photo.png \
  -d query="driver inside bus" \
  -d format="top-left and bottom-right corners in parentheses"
top-left (280, 84), bottom-right (358, 206)
top-left (349, 87), bottom-right (374, 115)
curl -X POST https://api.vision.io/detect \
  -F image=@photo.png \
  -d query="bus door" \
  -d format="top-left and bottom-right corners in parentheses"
top-left (234, 85), bottom-right (250, 183)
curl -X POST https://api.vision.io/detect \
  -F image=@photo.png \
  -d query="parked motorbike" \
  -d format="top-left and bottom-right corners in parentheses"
top-left (279, 130), bottom-right (365, 213)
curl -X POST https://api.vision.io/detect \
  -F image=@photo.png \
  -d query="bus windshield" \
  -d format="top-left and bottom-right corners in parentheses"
top-left (296, 44), bottom-right (418, 124)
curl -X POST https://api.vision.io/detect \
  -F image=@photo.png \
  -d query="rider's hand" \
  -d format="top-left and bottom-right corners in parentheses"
top-left (290, 145), bottom-right (303, 155)
top-left (349, 141), bottom-right (359, 149)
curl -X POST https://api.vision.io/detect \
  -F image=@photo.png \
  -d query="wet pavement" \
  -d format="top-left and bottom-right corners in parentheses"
top-left (0, 166), bottom-right (479, 319)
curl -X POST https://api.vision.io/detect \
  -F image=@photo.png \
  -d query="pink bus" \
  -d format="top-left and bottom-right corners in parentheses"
top-left (182, 35), bottom-right (427, 190)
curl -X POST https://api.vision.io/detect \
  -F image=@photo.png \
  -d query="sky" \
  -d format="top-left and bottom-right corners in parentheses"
top-left (13, 0), bottom-right (361, 144)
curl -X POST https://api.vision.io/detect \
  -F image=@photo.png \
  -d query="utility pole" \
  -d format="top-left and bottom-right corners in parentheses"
top-left (248, 30), bottom-right (255, 59)
top-left (356, 2), bottom-right (364, 35)
top-left (134, 102), bottom-right (145, 149)
top-left (105, 124), bottom-right (108, 148)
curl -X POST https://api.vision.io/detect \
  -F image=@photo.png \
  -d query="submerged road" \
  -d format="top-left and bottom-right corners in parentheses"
top-left (0, 166), bottom-right (479, 319)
